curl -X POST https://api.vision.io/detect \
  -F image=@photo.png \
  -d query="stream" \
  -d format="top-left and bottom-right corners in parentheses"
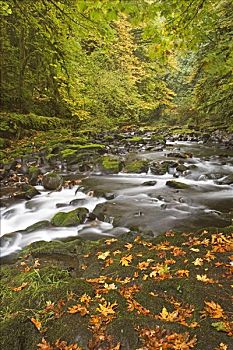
top-left (1, 140), bottom-right (233, 258)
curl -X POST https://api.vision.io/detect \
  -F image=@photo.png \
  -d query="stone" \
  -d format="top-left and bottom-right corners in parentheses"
top-left (166, 180), bottom-right (190, 189)
top-left (51, 207), bottom-right (89, 227)
top-left (42, 171), bottom-right (63, 190)
top-left (12, 184), bottom-right (40, 200)
top-left (142, 180), bottom-right (157, 186)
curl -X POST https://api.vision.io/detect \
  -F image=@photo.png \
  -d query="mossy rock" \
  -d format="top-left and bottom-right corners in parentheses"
top-left (12, 184), bottom-right (40, 200)
top-left (166, 180), bottom-right (190, 189)
top-left (42, 172), bottom-right (63, 190)
top-left (126, 136), bottom-right (144, 143)
top-left (100, 155), bottom-right (122, 174)
top-left (25, 220), bottom-right (51, 233)
top-left (51, 208), bottom-right (89, 227)
top-left (124, 159), bottom-right (149, 174)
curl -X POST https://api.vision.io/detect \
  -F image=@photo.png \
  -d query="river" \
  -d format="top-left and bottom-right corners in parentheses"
top-left (1, 139), bottom-right (232, 258)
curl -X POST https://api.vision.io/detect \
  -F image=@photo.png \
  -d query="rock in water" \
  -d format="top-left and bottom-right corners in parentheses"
top-left (51, 207), bottom-right (89, 226)
top-left (42, 172), bottom-right (63, 190)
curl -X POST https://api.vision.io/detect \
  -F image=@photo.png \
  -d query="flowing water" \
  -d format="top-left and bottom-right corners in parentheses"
top-left (1, 141), bottom-right (232, 258)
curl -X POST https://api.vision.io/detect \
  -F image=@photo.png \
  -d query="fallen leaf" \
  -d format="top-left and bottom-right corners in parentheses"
top-left (80, 293), bottom-right (91, 305)
top-left (192, 258), bottom-right (203, 266)
top-left (125, 242), bottom-right (133, 250)
top-left (196, 274), bottom-right (215, 283)
top-left (105, 238), bottom-right (117, 245)
top-left (68, 304), bottom-right (89, 316)
top-left (11, 282), bottom-right (28, 292)
top-left (203, 301), bottom-right (225, 319)
top-left (120, 254), bottom-right (133, 266)
top-left (96, 301), bottom-right (117, 317)
top-left (37, 338), bottom-right (53, 350)
top-left (176, 269), bottom-right (189, 277)
top-left (31, 317), bottom-right (42, 331)
top-left (97, 251), bottom-right (110, 260)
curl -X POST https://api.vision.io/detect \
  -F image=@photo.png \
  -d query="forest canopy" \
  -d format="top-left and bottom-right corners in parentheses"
top-left (0, 0), bottom-right (232, 129)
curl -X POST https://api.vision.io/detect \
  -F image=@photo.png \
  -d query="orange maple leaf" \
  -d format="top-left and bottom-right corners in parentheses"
top-left (120, 254), bottom-right (133, 266)
top-left (31, 317), bottom-right (42, 331)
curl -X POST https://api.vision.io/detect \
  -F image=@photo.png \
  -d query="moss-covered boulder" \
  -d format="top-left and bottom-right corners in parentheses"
top-left (123, 159), bottom-right (149, 174)
top-left (166, 180), bottom-right (190, 189)
top-left (100, 155), bottom-right (122, 174)
top-left (51, 208), bottom-right (89, 227)
top-left (12, 184), bottom-right (40, 200)
top-left (42, 172), bottom-right (63, 190)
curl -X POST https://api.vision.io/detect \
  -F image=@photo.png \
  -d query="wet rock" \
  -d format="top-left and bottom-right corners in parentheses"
top-left (104, 192), bottom-right (116, 200)
top-left (99, 155), bottom-right (123, 174)
top-left (28, 166), bottom-right (41, 186)
top-left (167, 152), bottom-right (192, 159)
top-left (69, 198), bottom-right (86, 206)
top-left (217, 174), bottom-right (233, 185)
top-left (25, 220), bottom-right (51, 233)
top-left (51, 207), bottom-right (89, 227)
top-left (56, 203), bottom-right (70, 208)
top-left (123, 159), bottom-right (149, 174)
top-left (149, 161), bottom-right (168, 175)
top-left (42, 171), bottom-right (63, 190)
top-left (142, 180), bottom-right (157, 186)
top-left (176, 164), bottom-right (188, 172)
top-left (12, 184), bottom-right (40, 200)
top-left (2, 209), bottom-right (16, 219)
top-left (166, 180), bottom-right (190, 189)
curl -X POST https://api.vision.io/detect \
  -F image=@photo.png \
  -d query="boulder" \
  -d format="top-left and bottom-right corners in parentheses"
top-left (124, 159), bottom-right (149, 173)
top-left (166, 180), bottom-right (190, 189)
top-left (42, 172), bottom-right (63, 190)
top-left (51, 207), bottom-right (89, 227)
top-left (12, 184), bottom-right (40, 200)
top-left (142, 180), bottom-right (157, 186)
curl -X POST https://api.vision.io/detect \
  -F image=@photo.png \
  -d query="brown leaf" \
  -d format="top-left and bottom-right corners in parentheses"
top-left (68, 304), bottom-right (89, 316)
top-left (11, 282), bottom-right (28, 292)
top-left (203, 301), bottom-right (225, 319)
top-left (37, 338), bottom-right (53, 350)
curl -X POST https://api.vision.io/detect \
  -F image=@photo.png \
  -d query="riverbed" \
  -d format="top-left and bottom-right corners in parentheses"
top-left (1, 139), bottom-right (232, 258)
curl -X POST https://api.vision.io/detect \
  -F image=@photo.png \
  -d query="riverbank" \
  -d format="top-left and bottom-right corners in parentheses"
top-left (1, 227), bottom-right (233, 349)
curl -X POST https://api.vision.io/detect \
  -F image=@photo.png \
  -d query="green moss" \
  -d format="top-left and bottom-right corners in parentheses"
top-left (124, 159), bottom-right (149, 173)
top-left (166, 180), bottom-right (190, 189)
top-left (60, 149), bottom-right (77, 158)
top-left (126, 136), bottom-right (144, 142)
top-left (51, 208), bottom-right (89, 227)
top-left (101, 155), bottom-right (121, 173)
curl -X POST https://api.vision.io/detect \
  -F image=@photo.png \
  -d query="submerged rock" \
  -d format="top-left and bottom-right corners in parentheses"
top-left (166, 180), bottom-right (190, 189)
top-left (51, 207), bottom-right (89, 227)
top-left (42, 172), bottom-right (63, 190)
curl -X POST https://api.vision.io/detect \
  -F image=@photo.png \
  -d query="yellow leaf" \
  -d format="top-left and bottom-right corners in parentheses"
top-left (124, 242), bottom-right (133, 250)
top-left (96, 301), bottom-right (117, 317)
top-left (192, 258), bottom-right (204, 266)
top-left (105, 238), bottom-right (118, 245)
top-left (196, 274), bottom-right (215, 283)
top-left (120, 254), bottom-right (133, 266)
top-left (97, 251), bottom-right (110, 260)
top-left (80, 293), bottom-right (91, 305)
